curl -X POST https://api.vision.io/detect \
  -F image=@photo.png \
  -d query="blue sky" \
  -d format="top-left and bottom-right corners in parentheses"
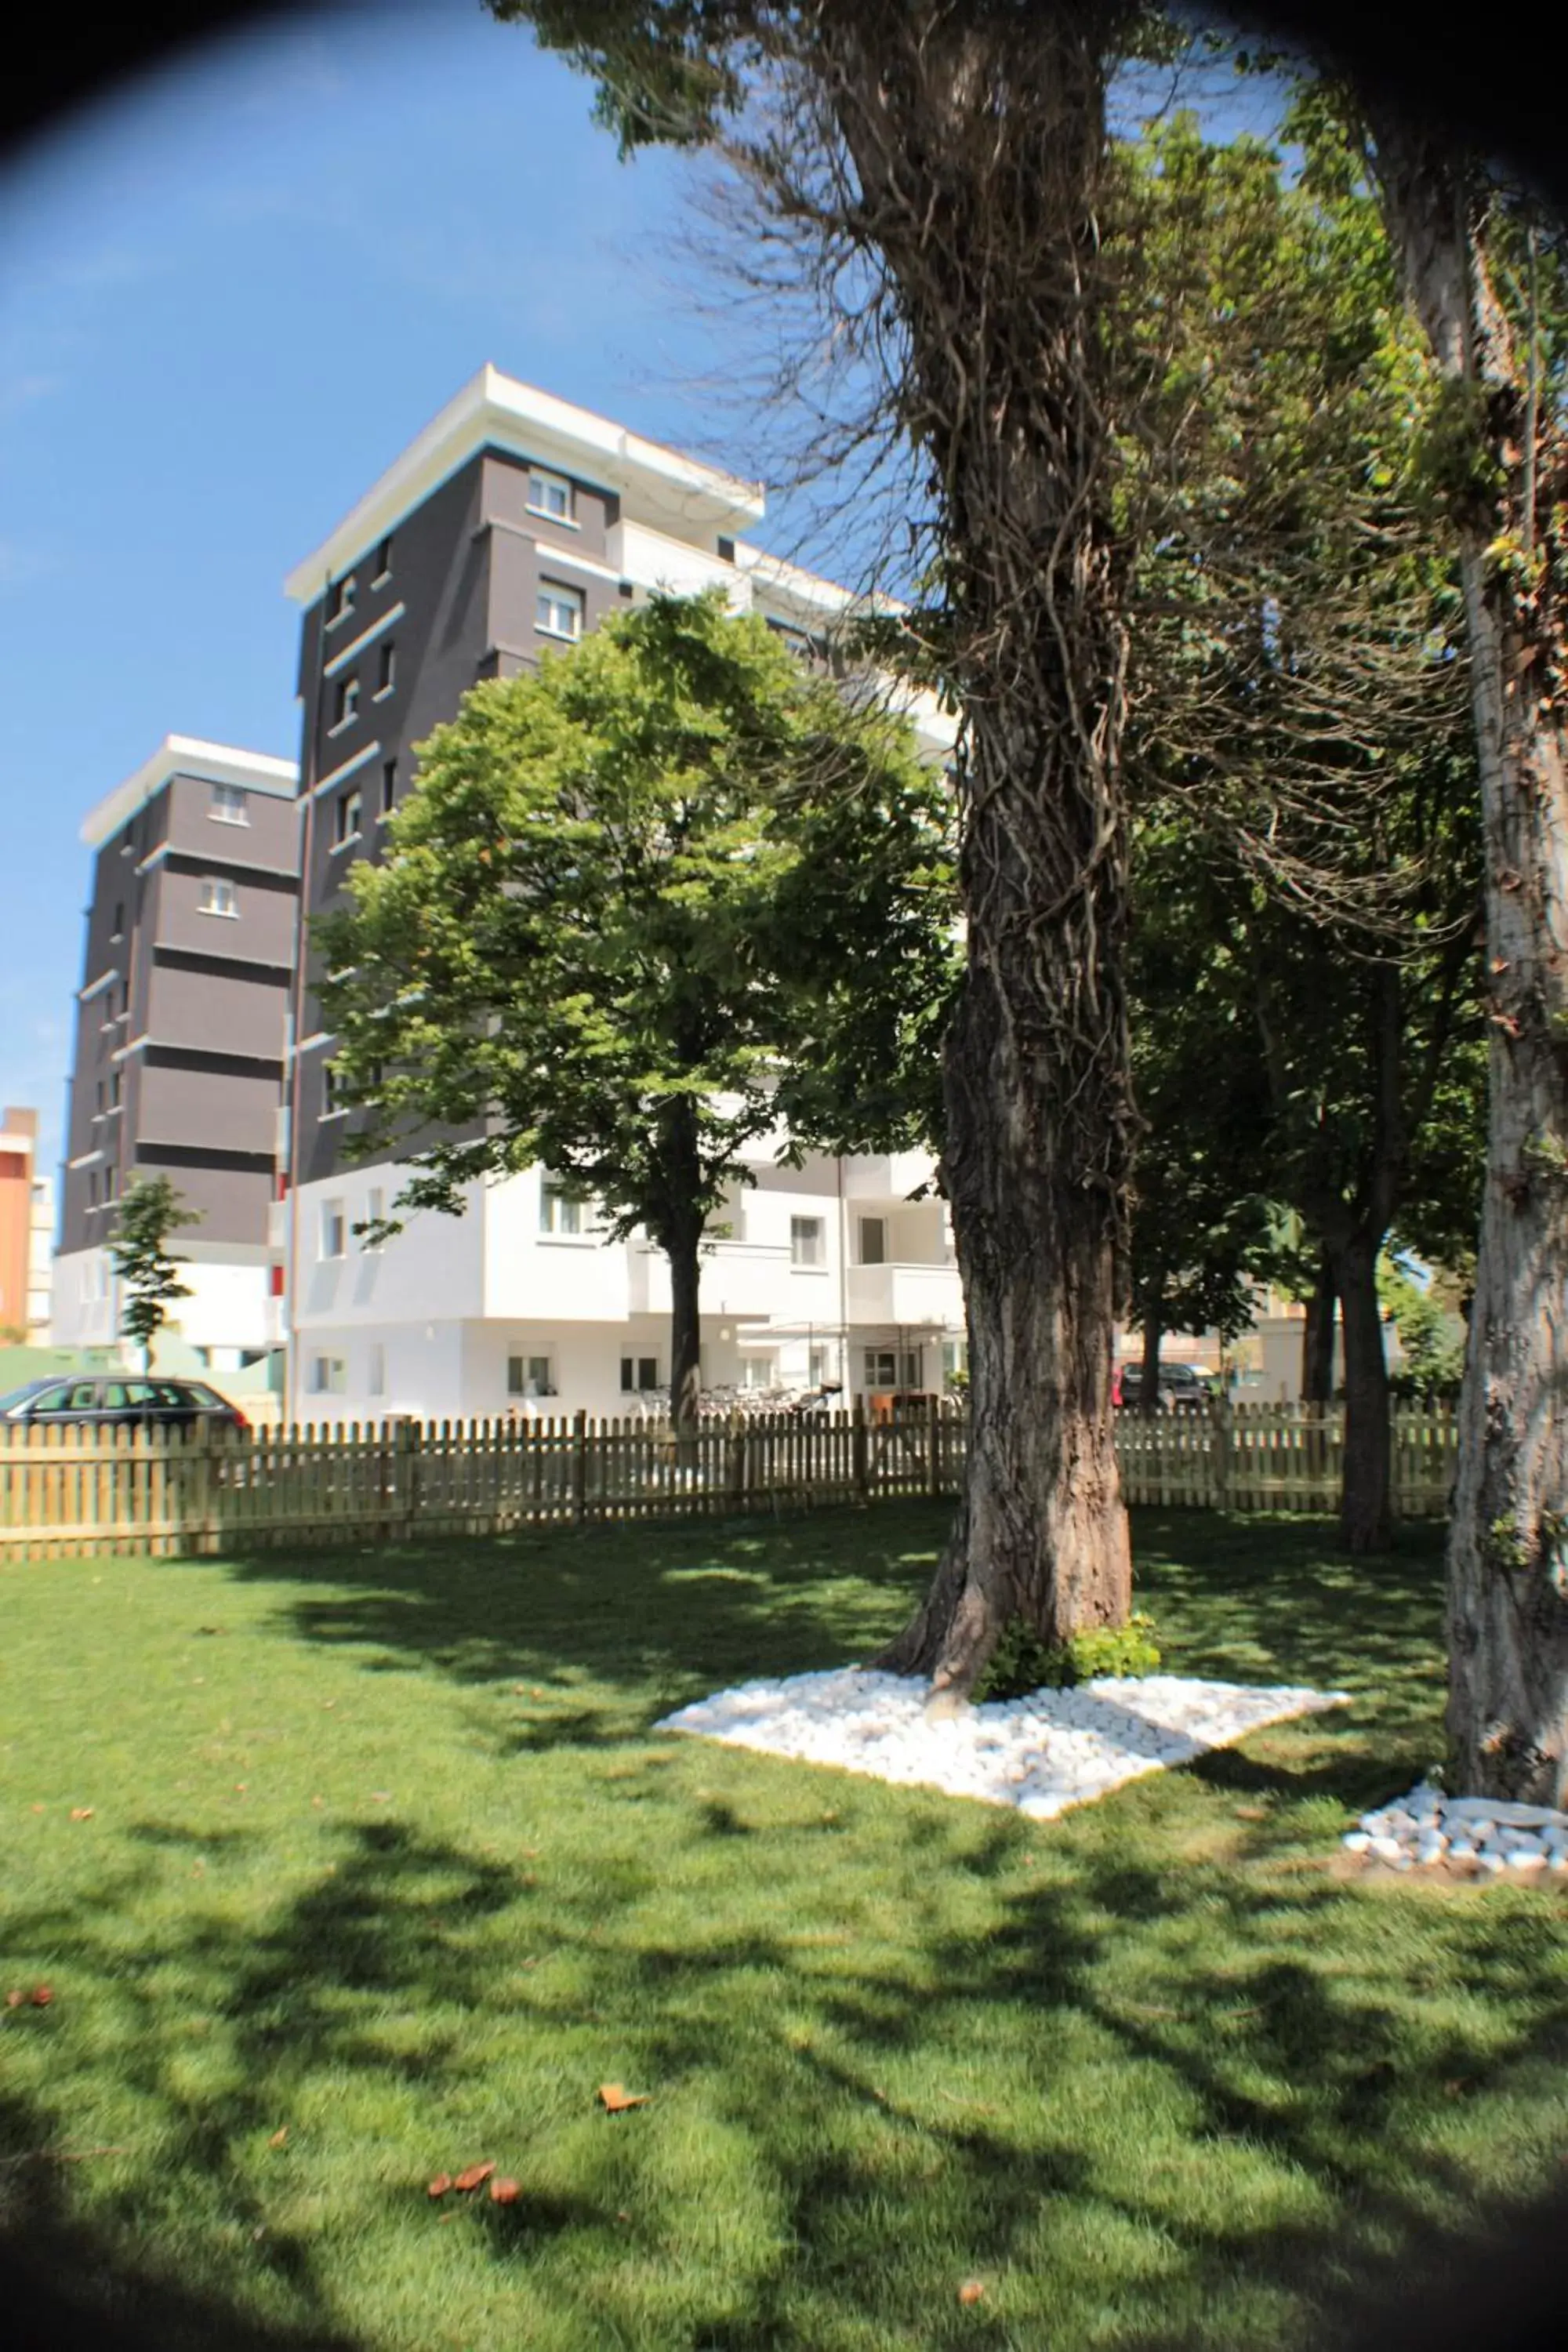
top-left (0, 1), bottom-right (731, 1177)
top-left (0, 4), bottom-right (1285, 1187)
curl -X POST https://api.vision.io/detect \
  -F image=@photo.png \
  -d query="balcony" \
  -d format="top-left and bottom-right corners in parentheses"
top-left (847, 1261), bottom-right (963, 1329)
top-left (839, 1152), bottom-right (938, 1200)
top-left (634, 1237), bottom-right (795, 1322)
top-left (608, 521), bottom-right (747, 608)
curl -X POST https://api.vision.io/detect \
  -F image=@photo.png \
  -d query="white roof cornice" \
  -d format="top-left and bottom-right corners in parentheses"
top-left (81, 736), bottom-right (299, 848)
top-left (284, 364), bottom-right (768, 605)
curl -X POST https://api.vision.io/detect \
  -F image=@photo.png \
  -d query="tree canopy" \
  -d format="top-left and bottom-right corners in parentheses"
top-left (317, 590), bottom-right (953, 1431)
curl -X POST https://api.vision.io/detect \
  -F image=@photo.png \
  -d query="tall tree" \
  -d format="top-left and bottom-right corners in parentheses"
top-left (316, 591), bottom-right (949, 1439)
top-left (1117, 108), bottom-right (1484, 1548)
top-left (497, 0), bottom-right (1146, 1689)
top-left (1330, 98), bottom-right (1568, 1799)
top-left (108, 1176), bottom-right (196, 1375)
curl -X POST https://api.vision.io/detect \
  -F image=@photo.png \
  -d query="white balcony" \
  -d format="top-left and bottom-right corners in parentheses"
top-left (608, 521), bottom-right (750, 609)
top-left (840, 1152), bottom-right (938, 1200)
top-left (847, 1261), bottom-right (963, 1330)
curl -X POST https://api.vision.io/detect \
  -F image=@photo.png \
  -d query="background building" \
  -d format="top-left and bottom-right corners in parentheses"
top-left (0, 1107), bottom-right (43, 1342)
top-left (281, 366), bottom-right (964, 1421)
top-left (52, 735), bottom-right (300, 1373)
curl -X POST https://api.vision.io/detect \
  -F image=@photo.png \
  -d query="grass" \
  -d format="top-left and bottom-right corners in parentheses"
top-left (1, 1504), bottom-right (1564, 2351)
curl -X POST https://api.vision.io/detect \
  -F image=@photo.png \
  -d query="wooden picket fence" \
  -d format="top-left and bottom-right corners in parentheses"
top-left (0, 1399), bottom-right (1456, 1563)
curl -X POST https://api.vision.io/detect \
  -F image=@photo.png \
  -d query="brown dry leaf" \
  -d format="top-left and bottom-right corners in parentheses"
top-left (957, 2278), bottom-right (985, 2306)
top-left (426, 2172), bottom-right (453, 2199)
top-left (1234, 1806), bottom-right (1268, 1823)
top-left (70, 1808), bottom-right (94, 1821)
top-left (597, 2083), bottom-right (649, 2113)
top-left (488, 2176), bottom-right (521, 2205)
top-left (5, 1990), bottom-right (23, 2009)
top-left (453, 2162), bottom-right (495, 2192)
top-left (267, 2128), bottom-right (289, 2149)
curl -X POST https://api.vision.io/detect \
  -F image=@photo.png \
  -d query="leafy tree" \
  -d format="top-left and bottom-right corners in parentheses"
top-left (316, 591), bottom-right (952, 1438)
top-left (108, 1176), bottom-right (196, 1374)
top-left (1116, 109), bottom-right (1485, 1550)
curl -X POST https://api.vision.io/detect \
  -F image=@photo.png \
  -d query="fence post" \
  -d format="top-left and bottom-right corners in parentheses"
top-left (186, 1421), bottom-right (219, 1555)
top-left (571, 1408), bottom-right (588, 1525)
top-left (1210, 1392), bottom-right (1231, 1512)
top-left (392, 1416), bottom-right (419, 1541)
top-left (852, 1398), bottom-right (869, 1504)
top-left (926, 1394), bottom-right (942, 1498)
top-left (728, 1410), bottom-right (747, 1511)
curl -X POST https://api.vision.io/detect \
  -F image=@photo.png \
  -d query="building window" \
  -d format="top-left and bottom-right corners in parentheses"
top-left (526, 467), bottom-right (572, 522)
top-left (535, 583), bottom-right (583, 641)
top-left (95, 1080), bottom-right (105, 1115)
top-left (357, 1187), bottom-right (383, 1250)
top-left (111, 902), bottom-right (125, 939)
top-left (199, 877), bottom-right (238, 917)
top-left (942, 1338), bottom-right (968, 1388)
top-left (310, 1355), bottom-right (347, 1395)
top-left (858, 1216), bottom-right (887, 1265)
top-left (539, 1176), bottom-right (583, 1236)
top-left (368, 1344), bottom-right (386, 1397)
top-left (327, 574), bottom-right (356, 626)
top-left (372, 536), bottom-right (393, 583)
top-left (209, 781), bottom-right (249, 824)
top-left (110, 1071), bottom-right (122, 1108)
top-left (321, 1062), bottom-right (348, 1117)
top-left (809, 1345), bottom-right (829, 1388)
top-left (334, 787), bottom-right (363, 848)
top-left (740, 1355), bottom-right (777, 1391)
top-left (381, 758), bottom-right (397, 818)
top-left (619, 1356), bottom-right (660, 1393)
top-left (790, 1215), bottom-right (825, 1268)
top-left (319, 1200), bottom-right (347, 1259)
top-left (508, 1354), bottom-right (556, 1398)
top-left (717, 535), bottom-right (736, 563)
top-left (375, 641), bottom-right (396, 699)
top-left (863, 1348), bottom-right (921, 1392)
top-left (331, 676), bottom-right (359, 731)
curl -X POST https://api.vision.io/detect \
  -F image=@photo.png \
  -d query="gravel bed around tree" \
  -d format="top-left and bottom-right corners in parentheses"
top-left (658, 1669), bottom-right (1351, 1817)
top-left (1343, 1782), bottom-right (1568, 1875)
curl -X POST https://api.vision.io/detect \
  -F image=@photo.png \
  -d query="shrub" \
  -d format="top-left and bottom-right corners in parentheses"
top-left (973, 1611), bottom-right (1161, 1701)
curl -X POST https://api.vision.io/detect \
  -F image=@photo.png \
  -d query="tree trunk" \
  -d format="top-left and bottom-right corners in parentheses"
top-left (1366, 118), bottom-right (1568, 1803)
top-left (1137, 1292), bottom-right (1165, 1415)
top-left (826, 9), bottom-right (1135, 1689)
top-left (1329, 1232), bottom-right (1393, 1553)
top-left (666, 1224), bottom-right (702, 1445)
top-left (1301, 1250), bottom-right (1338, 1406)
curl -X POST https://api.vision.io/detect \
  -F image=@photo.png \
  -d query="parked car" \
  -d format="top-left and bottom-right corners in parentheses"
top-left (1112, 1362), bottom-right (1218, 1412)
top-left (0, 1375), bottom-right (248, 1432)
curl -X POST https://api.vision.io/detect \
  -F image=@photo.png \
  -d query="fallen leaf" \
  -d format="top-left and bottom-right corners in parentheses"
top-left (453, 2162), bottom-right (495, 2191)
top-left (30, 1803), bottom-right (44, 1814)
top-left (615, 2209), bottom-right (630, 2223)
top-left (5, 1990), bottom-right (23, 2009)
top-left (268, 2128), bottom-right (289, 2149)
top-left (597, 2083), bottom-right (649, 2113)
top-left (311, 1796), bottom-right (324, 1808)
top-left (31, 1986), bottom-right (53, 2007)
top-left (426, 2173), bottom-right (453, 2198)
top-left (488, 2176), bottom-right (521, 2204)
top-left (370, 1792), bottom-right (392, 1803)
top-left (531, 1687), bottom-right (543, 1699)
top-left (958, 2278), bottom-right (985, 2306)
top-left (70, 1808), bottom-right (94, 1821)
top-left (1234, 1806), bottom-right (1267, 1822)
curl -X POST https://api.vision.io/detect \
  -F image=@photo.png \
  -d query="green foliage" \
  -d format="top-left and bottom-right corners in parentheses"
top-left (973, 1610), bottom-right (1162, 1701)
top-left (1377, 1254), bottom-right (1468, 1398)
top-left (318, 593), bottom-right (953, 1412)
top-left (107, 1175), bottom-right (196, 1367)
top-left (1411, 376), bottom-right (1508, 529)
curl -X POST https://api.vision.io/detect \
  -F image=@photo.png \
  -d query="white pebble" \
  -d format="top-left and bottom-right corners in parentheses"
top-left (1342, 1831), bottom-right (1372, 1853)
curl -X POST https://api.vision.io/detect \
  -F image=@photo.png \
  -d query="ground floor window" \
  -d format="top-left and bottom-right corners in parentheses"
top-left (740, 1355), bottom-right (777, 1391)
top-left (368, 1344), bottom-right (386, 1396)
top-left (620, 1356), bottom-right (659, 1392)
top-left (863, 1348), bottom-right (921, 1391)
top-left (942, 1338), bottom-right (968, 1388)
top-left (310, 1355), bottom-right (347, 1396)
top-left (808, 1344), bottom-right (830, 1388)
top-left (509, 1353), bottom-right (555, 1398)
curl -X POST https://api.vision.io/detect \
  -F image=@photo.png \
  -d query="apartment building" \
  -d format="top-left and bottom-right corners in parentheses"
top-left (281, 365), bottom-right (964, 1421)
top-left (52, 736), bottom-right (301, 1370)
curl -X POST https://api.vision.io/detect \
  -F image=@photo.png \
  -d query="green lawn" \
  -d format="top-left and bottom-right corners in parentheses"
top-left (2, 1507), bottom-right (1564, 2351)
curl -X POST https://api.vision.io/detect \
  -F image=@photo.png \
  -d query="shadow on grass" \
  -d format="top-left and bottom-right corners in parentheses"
top-left (13, 1503), bottom-right (1555, 2350)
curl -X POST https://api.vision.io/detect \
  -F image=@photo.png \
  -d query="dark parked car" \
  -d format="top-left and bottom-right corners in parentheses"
top-left (0, 1375), bottom-right (248, 1432)
top-left (1113, 1362), bottom-right (1217, 1411)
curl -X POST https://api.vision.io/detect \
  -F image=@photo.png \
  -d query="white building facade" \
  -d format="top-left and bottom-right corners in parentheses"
top-left (281, 368), bottom-right (964, 1421)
